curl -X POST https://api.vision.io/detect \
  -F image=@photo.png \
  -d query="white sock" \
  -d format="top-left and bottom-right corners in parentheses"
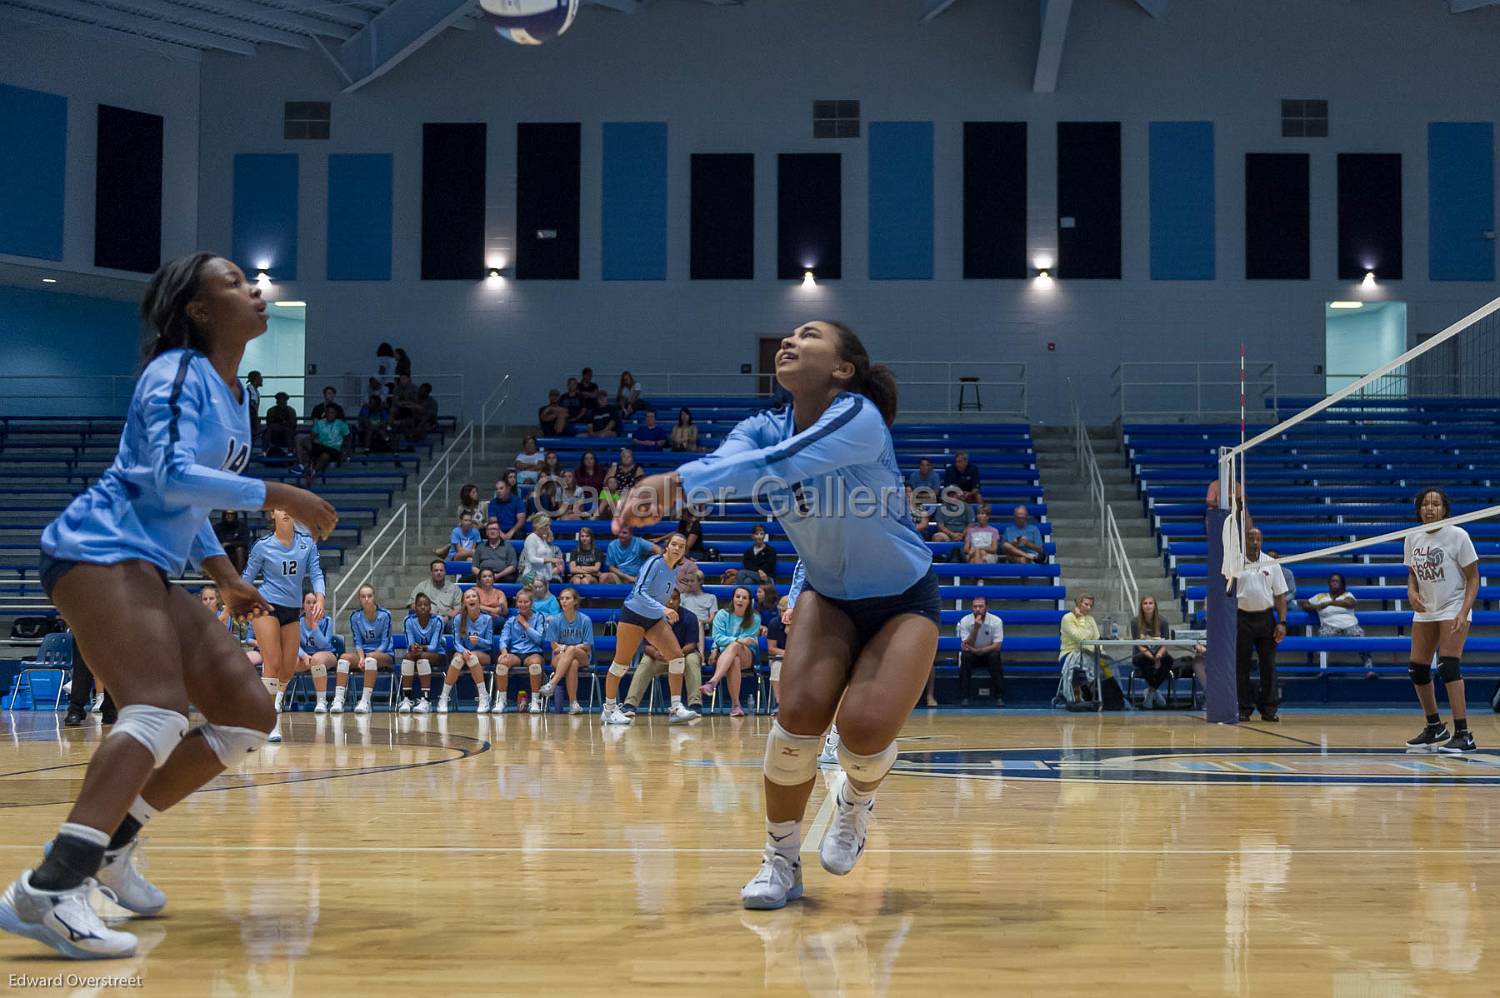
top-left (315, 691), bottom-right (327, 705)
top-left (359, 687), bottom-right (372, 704)
top-left (671, 694), bottom-right (683, 709)
top-left (766, 818), bottom-right (800, 864)
top-left (840, 777), bottom-right (877, 807)
top-left (127, 795), bottom-right (159, 829)
top-left (603, 698), bottom-right (617, 712)
top-left (439, 682), bottom-right (452, 703)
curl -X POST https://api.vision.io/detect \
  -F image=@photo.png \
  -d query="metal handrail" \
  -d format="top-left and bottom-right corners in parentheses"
top-left (1111, 361), bottom-right (1278, 423)
top-left (416, 422), bottom-right (475, 542)
top-left (478, 374), bottom-right (512, 459)
top-left (1069, 380), bottom-right (1139, 623)
top-left (332, 503), bottom-right (408, 617)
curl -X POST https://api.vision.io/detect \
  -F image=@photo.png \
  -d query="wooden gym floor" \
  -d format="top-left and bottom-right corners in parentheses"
top-left (2, 708), bottom-right (1498, 996)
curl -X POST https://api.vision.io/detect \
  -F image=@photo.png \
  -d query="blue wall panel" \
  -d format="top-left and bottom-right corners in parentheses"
top-left (602, 122), bottom-right (667, 280)
top-left (868, 121), bottom-right (933, 280)
top-left (327, 154), bottom-right (393, 281)
top-left (1149, 121), bottom-right (1215, 280)
top-left (232, 153), bottom-right (298, 281)
top-left (1429, 123), bottom-right (1494, 282)
top-left (0, 84), bottom-right (67, 261)
top-left (0, 285), bottom-right (140, 416)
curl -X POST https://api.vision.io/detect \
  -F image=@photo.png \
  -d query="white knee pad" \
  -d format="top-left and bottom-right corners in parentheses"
top-left (310, 663), bottom-right (327, 680)
top-left (261, 676), bottom-right (280, 695)
top-left (417, 660), bottom-right (432, 677)
top-left (668, 657), bottom-right (686, 676)
top-left (109, 704), bottom-right (189, 768)
top-left (336, 660), bottom-right (350, 676)
top-left (770, 658), bottom-right (783, 682)
top-left (449, 654), bottom-right (465, 671)
top-left (200, 723), bottom-right (269, 766)
top-left (837, 740), bottom-right (899, 783)
top-left (529, 662), bottom-right (543, 676)
top-left (362, 657), bottom-right (378, 671)
top-left (400, 658), bottom-right (415, 677)
top-left (763, 721), bottom-right (822, 786)
top-left (608, 661), bottom-right (629, 678)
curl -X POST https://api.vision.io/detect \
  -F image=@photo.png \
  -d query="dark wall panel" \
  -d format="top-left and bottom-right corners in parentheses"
top-left (420, 123), bottom-right (486, 280)
top-left (1338, 153), bottom-right (1403, 280)
top-left (1245, 153), bottom-right (1310, 280)
top-left (690, 153), bottom-right (754, 280)
top-left (94, 104), bottom-right (163, 273)
top-left (962, 122), bottom-right (1027, 279)
top-left (516, 122), bottom-right (581, 280)
top-left (777, 153), bottom-right (841, 280)
top-left (1056, 122), bottom-right (1121, 279)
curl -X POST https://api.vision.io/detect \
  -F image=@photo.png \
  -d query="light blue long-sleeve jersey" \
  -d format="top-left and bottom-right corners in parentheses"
top-left (348, 607), bottom-right (393, 655)
top-left (546, 610), bottom-right (594, 648)
top-left (623, 554), bottom-right (680, 618)
top-left (403, 613), bottom-right (445, 652)
top-left (499, 613), bottom-right (548, 656)
top-left (711, 608), bottom-right (762, 652)
top-left (298, 615), bottom-right (335, 655)
top-left (243, 530), bottom-right (325, 608)
top-left (788, 560), bottom-right (807, 608)
top-left (41, 349), bottom-right (265, 575)
top-left (676, 393), bottom-right (931, 601)
top-left (454, 611), bottom-right (495, 651)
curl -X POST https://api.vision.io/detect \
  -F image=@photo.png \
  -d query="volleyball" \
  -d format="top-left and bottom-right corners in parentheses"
top-left (479, 0), bottom-right (579, 45)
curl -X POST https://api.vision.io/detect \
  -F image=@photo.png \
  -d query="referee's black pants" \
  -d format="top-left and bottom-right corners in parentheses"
top-left (1236, 609), bottom-right (1278, 712)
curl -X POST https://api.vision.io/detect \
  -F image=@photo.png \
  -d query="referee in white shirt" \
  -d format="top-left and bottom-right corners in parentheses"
top-left (957, 596), bottom-right (1005, 707)
top-left (1236, 527), bottom-right (1289, 722)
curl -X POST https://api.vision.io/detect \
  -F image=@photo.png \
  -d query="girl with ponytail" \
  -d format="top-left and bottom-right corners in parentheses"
top-left (614, 320), bottom-right (938, 911)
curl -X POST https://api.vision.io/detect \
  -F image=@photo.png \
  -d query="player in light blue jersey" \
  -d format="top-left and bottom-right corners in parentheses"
top-left (242, 509), bottom-right (326, 743)
top-left (399, 594), bottom-right (446, 713)
top-left (297, 591), bottom-right (337, 714)
top-left (3, 253), bottom-right (336, 962)
top-left (597, 532), bottom-right (699, 726)
top-left (615, 320), bottom-right (939, 911)
top-left (438, 588), bottom-right (494, 714)
top-left (335, 584), bottom-right (394, 715)
top-left (493, 590), bottom-right (548, 714)
top-left (539, 587), bottom-right (593, 715)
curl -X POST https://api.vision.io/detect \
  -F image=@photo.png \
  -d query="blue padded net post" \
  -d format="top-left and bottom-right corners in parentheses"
top-left (1204, 506), bottom-right (1239, 724)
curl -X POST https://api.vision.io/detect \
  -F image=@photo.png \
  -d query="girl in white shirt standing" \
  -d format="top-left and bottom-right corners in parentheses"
top-left (1403, 488), bottom-right (1480, 754)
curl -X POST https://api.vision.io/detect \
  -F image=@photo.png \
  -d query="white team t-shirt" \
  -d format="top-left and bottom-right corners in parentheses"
top-left (1307, 592), bottom-right (1358, 630)
top-left (1404, 524), bottom-right (1478, 623)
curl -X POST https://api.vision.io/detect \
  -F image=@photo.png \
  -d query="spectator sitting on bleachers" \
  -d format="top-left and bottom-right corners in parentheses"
top-left (604, 524), bottom-right (658, 584)
top-left (675, 507), bottom-right (710, 562)
top-left (597, 475), bottom-right (623, 521)
top-left (702, 586), bottom-right (759, 716)
top-left (679, 568), bottom-right (719, 625)
top-left (908, 457), bottom-right (942, 500)
top-left (494, 590), bottom-right (548, 714)
top-left (943, 451), bottom-right (981, 504)
top-left (632, 410), bottom-right (669, 451)
top-left (473, 567), bottom-right (509, 620)
top-left (295, 385), bottom-right (345, 470)
top-left (540, 449), bottom-right (564, 482)
top-left (390, 373), bottom-right (421, 439)
top-left (567, 526), bottom-right (604, 585)
top-left (624, 589), bottom-right (703, 717)
top-left (522, 514), bottom-right (565, 584)
top-left (1132, 595), bottom-right (1172, 708)
top-left (543, 587), bottom-right (592, 715)
top-left (246, 370), bottom-right (264, 443)
top-left (515, 435), bottom-right (545, 485)
top-left (1266, 550), bottom-right (1297, 602)
top-left (560, 377), bottom-right (588, 424)
top-left (298, 591), bottom-right (337, 713)
top-left (448, 510), bottom-right (480, 565)
top-left (576, 450), bottom-right (607, 494)
top-left (439, 589), bottom-right (493, 715)
top-left (958, 596), bottom-right (1004, 708)
top-left (359, 393), bottom-right (395, 452)
top-left (610, 446), bottom-right (644, 491)
top-left (1002, 505), bottom-right (1045, 564)
top-left (766, 596), bottom-right (789, 710)
top-left (528, 477), bottom-right (562, 520)
top-left (399, 594), bottom-right (444, 713)
top-left (740, 523), bottom-right (779, 583)
top-left (538, 389), bottom-right (568, 436)
top-left (963, 504), bottom-right (1001, 564)
top-left (670, 408), bottom-right (699, 452)
top-left (551, 470), bottom-right (582, 518)
top-left (930, 494), bottom-right (974, 543)
top-left (487, 480), bottom-right (526, 542)
top-left (303, 406), bottom-right (352, 486)
top-left (264, 391), bottom-right (298, 457)
top-left (757, 583), bottom-right (781, 628)
top-left (587, 389), bottom-right (620, 437)
top-left (215, 510), bottom-right (251, 574)
top-left (1299, 572), bottom-right (1376, 678)
top-left (617, 370), bottom-right (643, 417)
top-left (474, 520), bottom-right (519, 583)
top-left (906, 486), bottom-right (931, 537)
top-left (410, 558), bottom-right (464, 622)
top-left (578, 366), bottom-right (599, 397)
top-left (415, 382), bottom-right (439, 439)
top-left (457, 483), bottom-right (481, 523)
top-left (527, 575), bottom-right (561, 617)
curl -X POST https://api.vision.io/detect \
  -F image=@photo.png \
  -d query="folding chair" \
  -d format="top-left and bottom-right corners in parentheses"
top-left (6, 631), bottom-right (73, 712)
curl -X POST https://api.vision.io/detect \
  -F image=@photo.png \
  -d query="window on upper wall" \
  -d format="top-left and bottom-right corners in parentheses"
top-left (1281, 99), bottom-right (1327, 138)
top-left (284, 101), bottom-right (331, 140)
top-left (813, 100), bottom-right (860, 139)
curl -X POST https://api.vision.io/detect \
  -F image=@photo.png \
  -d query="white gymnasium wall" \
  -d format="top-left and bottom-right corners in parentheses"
top-left (0, 23), bottom-right (200, 282)
top-left (187, 0), bottom-right (1500, 424)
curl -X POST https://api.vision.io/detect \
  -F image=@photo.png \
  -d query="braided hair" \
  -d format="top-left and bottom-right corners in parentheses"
top-left (140, 252), bottom-right (219, 361)
top-left (823, 321), bottom-right (899, 426)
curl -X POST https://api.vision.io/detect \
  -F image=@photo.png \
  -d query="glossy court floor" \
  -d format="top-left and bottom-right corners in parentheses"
top-left (2, 707), bottom-right (1499, 997)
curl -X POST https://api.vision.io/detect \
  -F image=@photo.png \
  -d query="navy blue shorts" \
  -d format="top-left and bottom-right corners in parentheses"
top-left (817, 567), bottom-right (943, 647)
top-left (617, 607), bottom-right (663, 631)
top-left (39, 552), bottom-right (168, 600)
top-left (270, 604), bottom-right (301, 627)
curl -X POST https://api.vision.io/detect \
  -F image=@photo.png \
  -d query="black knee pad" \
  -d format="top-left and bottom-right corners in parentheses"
top-left (1408, 662), bottom-right (1433, 686)
top-left (1438, 656), bottom-right (1462, 684)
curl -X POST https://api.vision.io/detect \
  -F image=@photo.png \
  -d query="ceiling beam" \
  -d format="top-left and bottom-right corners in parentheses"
top-left (1450, 0), bottom-right (1500, 11)
top-left (0, 4), bottom-right (201, 59)
top-left (329, 0), bottom-right (472, 93)
top-left (6, 0), bottom-right (256, 52)
top-left (264, 0), bottom-right (371, 29)
top-left (1032, 0), bottom-right (1072, 94)
top-left (920, 0), bottom-right (962, 23)
top-left (102, 0), bottom-right (313, 47)
top-left (1132, 0), bottom-right (1166, 16)
top-left (180, 0), bottom-right (357, 38)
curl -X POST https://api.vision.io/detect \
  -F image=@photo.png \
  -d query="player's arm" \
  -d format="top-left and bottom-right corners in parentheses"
top-left (1457, 560), bottom-right (1481, 632)
top-left (1407, 567), bottom-right (1427, 613)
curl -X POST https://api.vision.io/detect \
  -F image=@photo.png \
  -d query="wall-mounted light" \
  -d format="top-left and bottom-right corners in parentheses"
top-left (1362, 270), bottom-right (1377, 288)
top-left (272, 300), bottom-right (306, 308)
top-left (256, 270), bottom-right (271, 285)
top-left (1329, 301), bottom-right (1363, 309)
top-left (41, 278), bottom-right (57, 284)
top-left (487, 267), bottom-right (503, 279)
top-left (802, 269), bottom-right (816, 288)
top-left (1033, 267), bottom-right (1054, 288)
